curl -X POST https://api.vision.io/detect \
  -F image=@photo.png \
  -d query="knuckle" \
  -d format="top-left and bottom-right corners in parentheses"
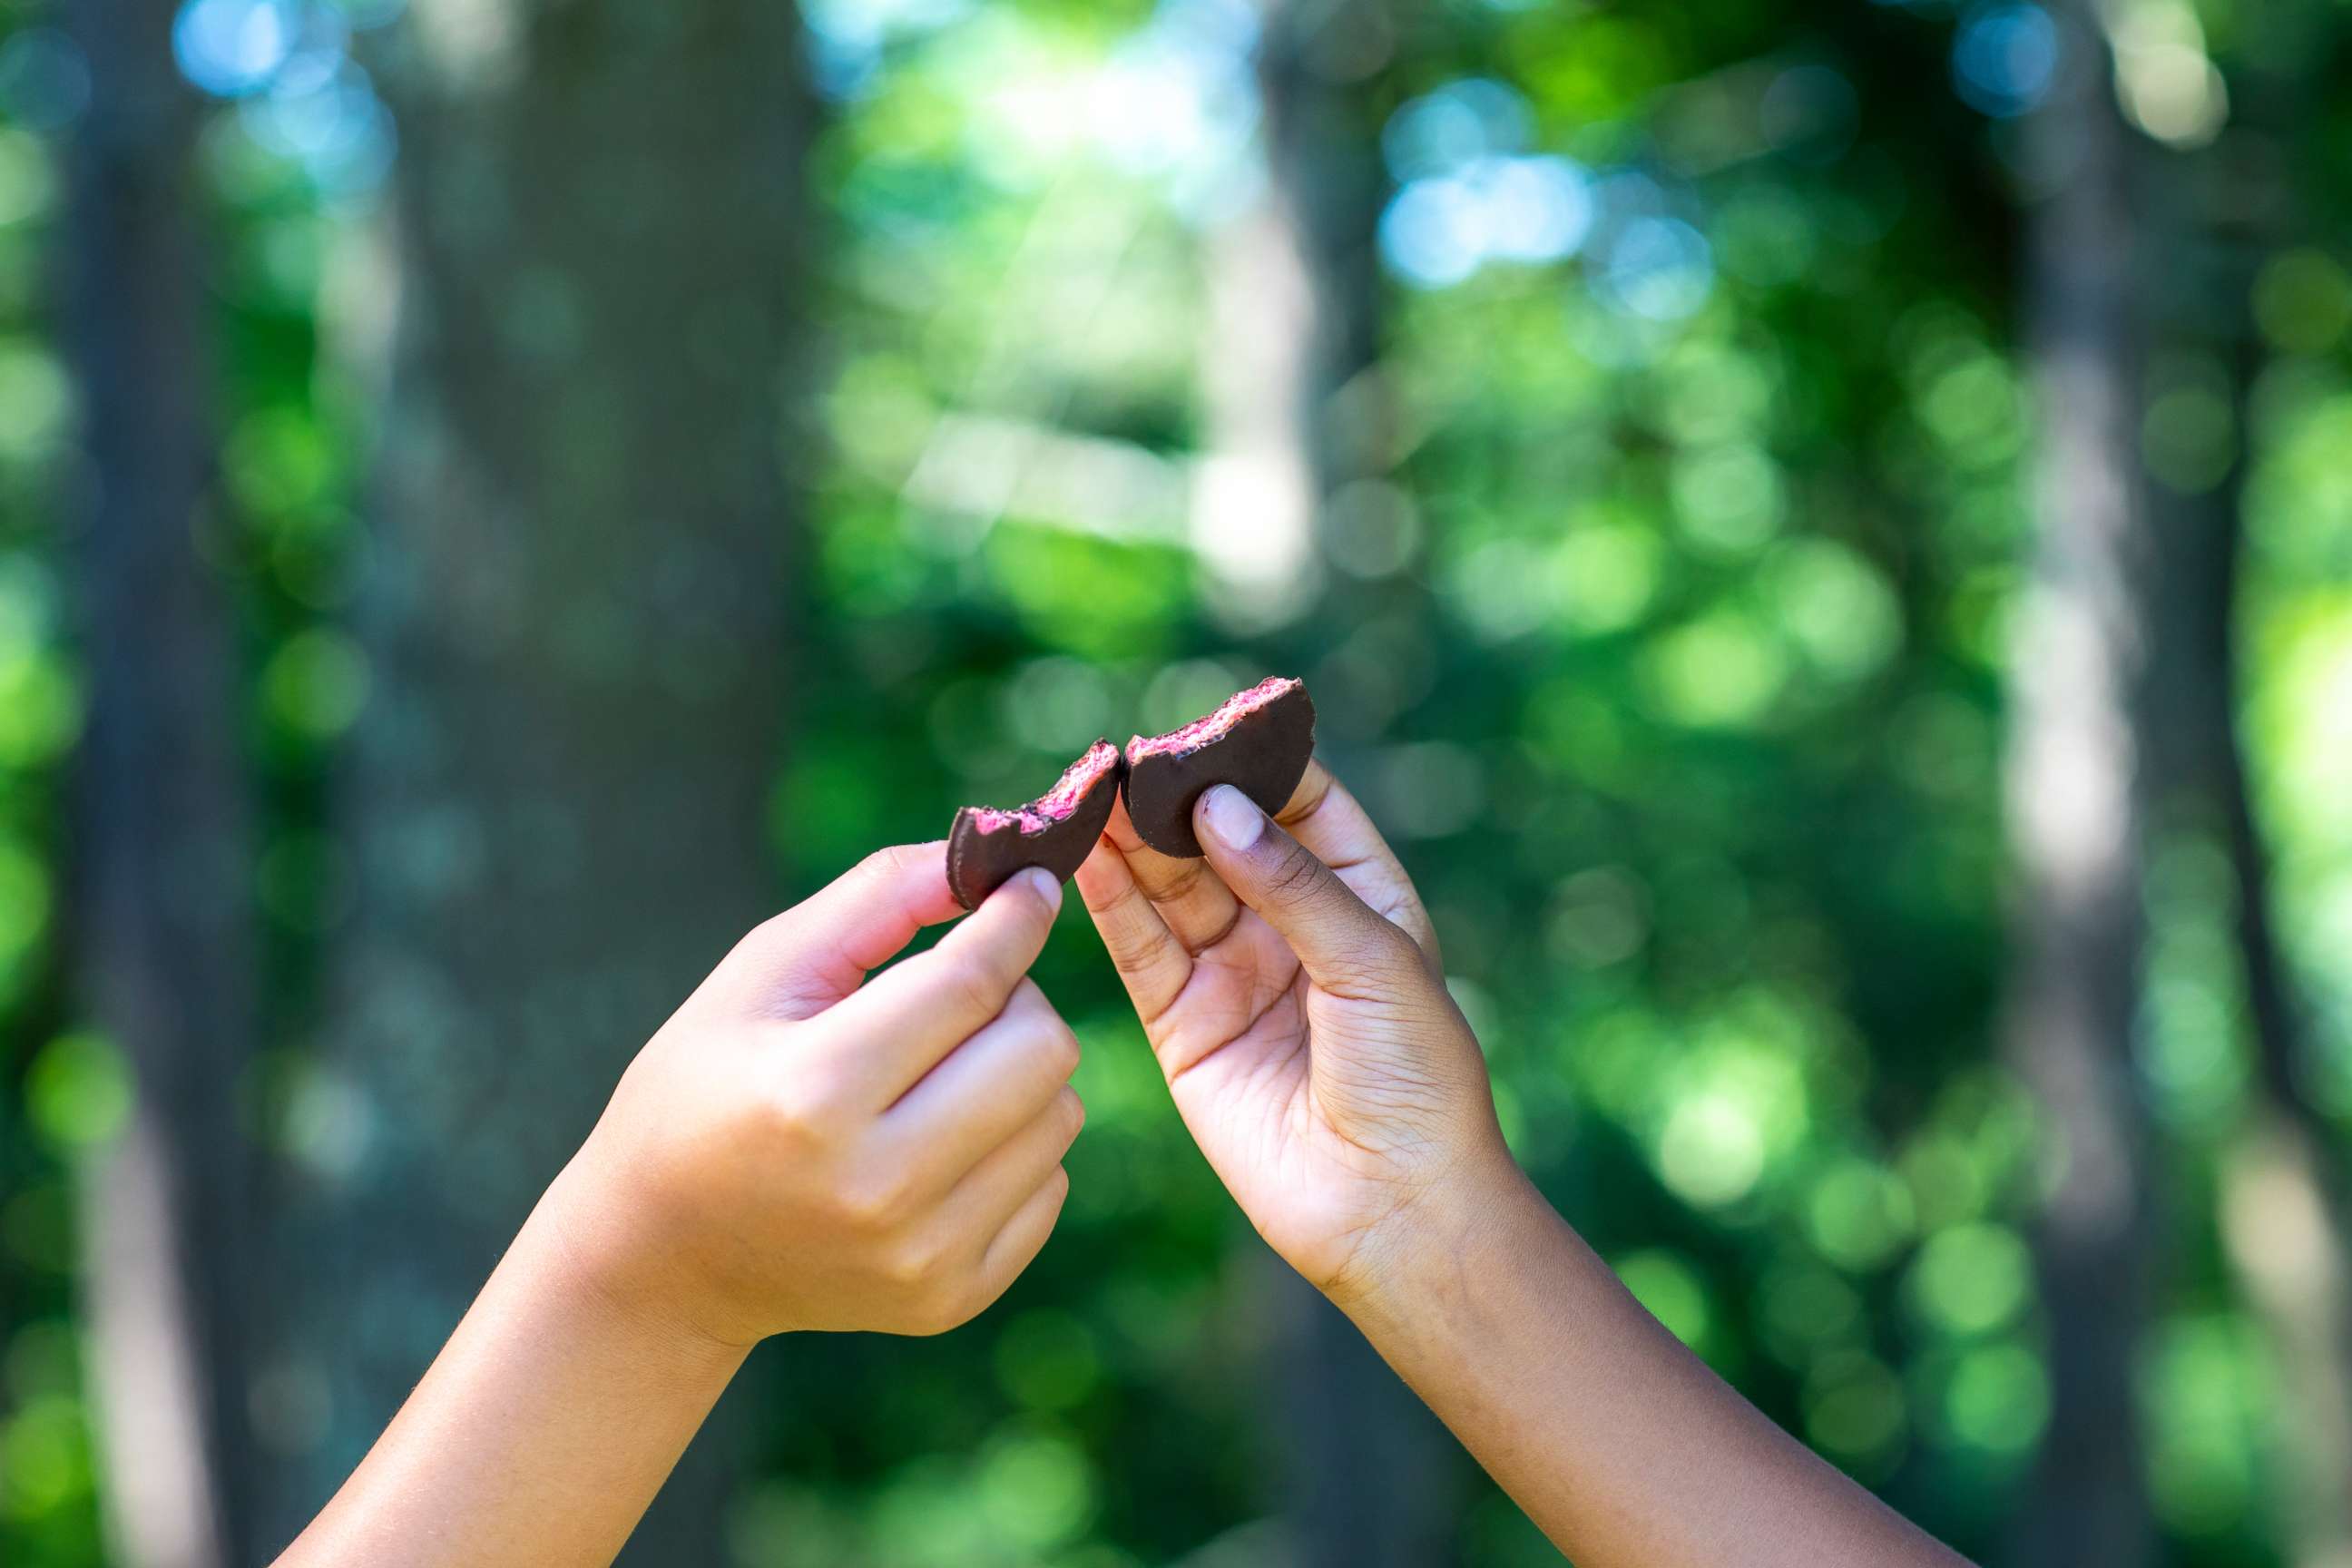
top-left (881, 1232), bottom-right (944, 1289)
top-left (913, 1284), bottom-right (978, 1337)
top-left (1334, 927), bottom-right (1419, 992)
top-left (1157, 856), bottom-right (1213, 903)
top-left (934, 952), bottom-right (1005, 1023)
top-left (764, 1078), bottom-right (834, 1142)
top-left (1367, 918), bottom-right (1424, 971)
top-left (1005, 976), bottom-right (1050, 1022)
top-left (740, 908), bottom-right (799, 959)
top-left (1010, 870), bottom-right (1058, 921)
top-left (837, 1168), bottom-right (910, 1230)
top-left (1040, 1019), bottom-right (1083, 1082)
top-left (725, 913), bottom-right (811, 994)
top-left (1054, 1088), bottom-right (1085, 1140)
top-left (855, 843), bottom-right (920, 887)
top-left (1277, 762), bottom-right (1332, 824)
top-left (1263, 841), bottom-right (1328, 903)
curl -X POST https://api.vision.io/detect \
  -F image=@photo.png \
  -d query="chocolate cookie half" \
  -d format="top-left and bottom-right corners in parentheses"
top-left (947, 740), bottom-right (1123, 910)
top-left (1122, 677), bottom-right (1316, 858)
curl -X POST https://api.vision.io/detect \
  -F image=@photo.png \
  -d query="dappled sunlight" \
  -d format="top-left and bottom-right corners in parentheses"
top-left (3, 0), bottom-right (2348, 1561)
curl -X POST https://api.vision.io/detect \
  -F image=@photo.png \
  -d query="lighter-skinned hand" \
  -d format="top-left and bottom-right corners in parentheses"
top-left (550, 844), bottom-right (1083, 1348)
top-left (1074, 763), bottom-right (1512, 1303)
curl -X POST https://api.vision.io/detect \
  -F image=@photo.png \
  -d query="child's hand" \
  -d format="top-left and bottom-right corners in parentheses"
top-left (549, 844), bottom-right (1083, 1348)
top-left (1074, 765), bottom-right (1513, 1306)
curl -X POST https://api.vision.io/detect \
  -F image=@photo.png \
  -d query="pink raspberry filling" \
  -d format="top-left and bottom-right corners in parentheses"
top-left (967, 740), bottom-right (1122, 835)
top-left (1125, 677), bottom-right (1300, 763)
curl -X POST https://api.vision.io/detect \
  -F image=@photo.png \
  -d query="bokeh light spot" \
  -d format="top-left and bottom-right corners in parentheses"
top-left (1941, 1340), bottom-right (2049, 1453)
top-left (0, 29), bottom-right (92, 132)
top-left (26, 1034), bottom-right (132, 1152)
top-left (1806, 1157), bottom-right (1916, 1271)
top-left (1805, 1350), bottom-right (1908, 1465)
top-left (1657, 1090), bottom-right (1769, 1208)
top-left (2140, 1314), bottom-right (2265, 1534)
top-left (0, 838), bottom-right (51, 987)
top-left (1596, 217), bottom-right (1714, 321)
top-left (0, 131), bottom-right (55, 229)
top-left (977, 1429), bottom-right (1095, 1549)
top-left (1762, 540), bottom-right (1904, 685)
top-left (1380, 156), bottom-right (1593, 289)
top-left (0, 340), bottom-right (70, 459)
top-left (2252, 250), bottom-right (2352, 357)
top-left (1951, 4), bottom-right (2059, 119)
top-left (1555, 523), bottom-right (1663, 635)
top-left (0, 645), bottom-right (80, 770)
top-left (262, 628), bottom-right (372, 742)
top-left (1639, 610), bottom-right (1788, 729)
top-left (1381, 78), bottom-right (1531, 182)
top-left (0, 1395), bottom-right (94, 1518)
top-left (174, 0), bottom-right (300, 97)
top-left (1906, 1222), bottom-right (2033, 1337)
top-left (1670, 443), bottom-right (1784, 557)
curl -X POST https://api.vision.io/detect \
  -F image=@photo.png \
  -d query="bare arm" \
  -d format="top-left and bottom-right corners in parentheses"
top-left (1076, 768), bottom-right (1967, 1567)
top-left (278, 848), bottom-right (1083, 1568)
top-left (1340, 1163), bottom-right (1965, 1566)
top-left (272, 1168), bottom-right (746, 1567)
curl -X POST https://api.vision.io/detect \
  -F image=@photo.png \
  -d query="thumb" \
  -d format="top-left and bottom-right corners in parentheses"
top-left (1194, 784), bottom-right (1422, 996)
top-left (720, 841), bottom-right (962, 1020)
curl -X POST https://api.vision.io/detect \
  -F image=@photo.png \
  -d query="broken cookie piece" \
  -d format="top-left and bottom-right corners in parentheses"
top-left (1122, 678), bottom-right (1316, 858)
top-left (947, 740), bottom-right (1124, 911)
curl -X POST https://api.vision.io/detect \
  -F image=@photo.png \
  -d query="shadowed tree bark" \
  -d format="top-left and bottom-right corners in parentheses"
top-left (62, 1), bottom-right (260, 1563)
top-left (2181, 413), bottom-right (2352, 1568)
top-left (260, 4), bottom-right (816, 1558)
top-left (2001, 4), bottom-right (2159, 1561)
top-left (1209, 3), bottom-right (1459, 1564)
top-left (2141, 13), bottom-right (2352, 1554)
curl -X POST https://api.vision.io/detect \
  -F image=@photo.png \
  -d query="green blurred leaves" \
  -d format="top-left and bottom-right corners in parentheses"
top-left (24, 1036), bottom-right (132, 1155)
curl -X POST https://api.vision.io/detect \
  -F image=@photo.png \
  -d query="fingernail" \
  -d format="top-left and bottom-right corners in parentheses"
top-left (1019, 867), bottom-right (1064, 914)
top-left (1200, 785), bottom-right (1264, 851)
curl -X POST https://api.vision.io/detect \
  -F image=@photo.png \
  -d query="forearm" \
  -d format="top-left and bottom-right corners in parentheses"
top-left (1336, 1164), bottom-right (1971, 1568)
top-left (273, 1160), bottom-right (749, 1568)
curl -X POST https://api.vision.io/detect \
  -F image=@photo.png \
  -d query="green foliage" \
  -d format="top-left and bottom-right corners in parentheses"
top-left (6, 0), bottom-right (2352, 1563)
top-left (0, 5), bottom-right (97, 1557)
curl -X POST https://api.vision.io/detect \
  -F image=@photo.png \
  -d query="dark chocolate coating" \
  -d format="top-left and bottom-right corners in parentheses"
top-left (1122, 684), bottom-right (1316, 858)
top-left (946, 751), bottom-right (1122, 911)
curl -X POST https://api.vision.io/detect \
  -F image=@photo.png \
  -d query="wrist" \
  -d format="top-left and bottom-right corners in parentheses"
top-left (1323, 1142), bottom-right (1553, 1327)
top-left (531, 1156), bottom-right (761, 1367)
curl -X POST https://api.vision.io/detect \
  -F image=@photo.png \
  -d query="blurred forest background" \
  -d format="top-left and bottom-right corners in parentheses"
top-left (4, 0), bottom-right (2352, 1563)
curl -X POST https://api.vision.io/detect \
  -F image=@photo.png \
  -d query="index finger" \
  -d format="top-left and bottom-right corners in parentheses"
top-left (1099, 792), bottom-right (1241, 956)
top-left (808, 867), bottom-right (1065, 1105)
top-left (1074, 835), bottom-right (1194, 1030)
top-left (1275, 762), bottom-right (1439, 965)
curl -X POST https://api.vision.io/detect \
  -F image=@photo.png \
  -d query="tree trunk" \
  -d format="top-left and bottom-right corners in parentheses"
top-left (261, 4), bottom-right (815, 1557)
top-left (2140, 30), bottom-right (2352, 1554)
top-left (2158, 313), bottom-right (2352, 1568)
top-left (1194, 0), bottom-right (1388, 627)
top-left (1214, 3), bottom-right (1459, 1563)
top-left (2001, 4), bottom-right (2159, 1561)
top-left (62, 1), bottom-right (260, 1563)
top-left (2157, 332), bottom-right (2352, 1568)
